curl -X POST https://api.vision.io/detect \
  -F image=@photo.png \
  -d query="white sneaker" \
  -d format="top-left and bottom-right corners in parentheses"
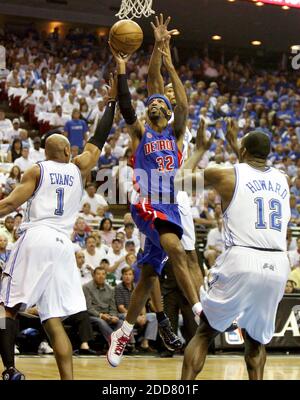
top-left (38, 341), bottom-right (53, 354)
top-left (14, 345), bottom-right (20, 355)
top-left (107, 329), bottom-right (130, 367)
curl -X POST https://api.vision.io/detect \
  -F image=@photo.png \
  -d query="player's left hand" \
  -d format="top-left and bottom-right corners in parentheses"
top-left (105, 72), bottom-right (118, 102)
top-left (196, 118), bottom-right (215, 151)
top-left (225, 117), bottom-right (239, 145)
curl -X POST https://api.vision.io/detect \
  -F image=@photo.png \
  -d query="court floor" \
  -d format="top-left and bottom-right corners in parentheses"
top-left (13, 354), bottom-right (300, 380)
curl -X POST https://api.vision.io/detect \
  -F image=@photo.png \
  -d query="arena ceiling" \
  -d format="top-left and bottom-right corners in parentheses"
top-left (0, 0), bottom-right (299, 52)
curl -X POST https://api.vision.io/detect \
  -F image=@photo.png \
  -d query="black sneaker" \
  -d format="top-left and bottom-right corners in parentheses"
top-left (158, 318), bottom-right (183, 351)
top-left (2, 367), bottom-right (25, 380)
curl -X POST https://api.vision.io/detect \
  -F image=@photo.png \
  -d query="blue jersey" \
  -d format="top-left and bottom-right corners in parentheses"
top-left (133, 124), bottom-right (182, 201)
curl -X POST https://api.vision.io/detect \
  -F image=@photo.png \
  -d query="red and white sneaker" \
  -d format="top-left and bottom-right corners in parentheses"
top-left (107, 329), bottom-right (130, 367)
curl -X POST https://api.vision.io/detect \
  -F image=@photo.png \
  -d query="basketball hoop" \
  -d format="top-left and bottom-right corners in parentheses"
top-left (116, 0), bottom-right (155, 19)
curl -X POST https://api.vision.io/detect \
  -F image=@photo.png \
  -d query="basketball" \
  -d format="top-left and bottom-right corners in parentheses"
top-left (109, 19), bottom-right (143, 55)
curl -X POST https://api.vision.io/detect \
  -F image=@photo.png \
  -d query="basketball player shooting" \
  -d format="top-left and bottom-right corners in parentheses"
top-left (147, 14), bottom-right (204, 299)
top-left (0, 76), bottom-right (117, 380)
top-left (181, 118), bottom-right (291, 380)
top-left (107, 33), bottom-right (203, 368)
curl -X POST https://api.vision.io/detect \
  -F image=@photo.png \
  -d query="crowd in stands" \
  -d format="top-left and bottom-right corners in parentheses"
top-left (0, 24), bottom-right (299, 354)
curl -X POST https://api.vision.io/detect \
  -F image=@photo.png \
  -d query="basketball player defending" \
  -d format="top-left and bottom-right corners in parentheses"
top-left (181, 119), bottom-right (291, 380)
top-left (107, 38), bottom-right (202, 368)
top-left (0, 78), bottom-right (117, 380)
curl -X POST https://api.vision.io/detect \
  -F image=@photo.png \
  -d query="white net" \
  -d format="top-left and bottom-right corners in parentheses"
top-left (116, 0), bottom-right (155, 19)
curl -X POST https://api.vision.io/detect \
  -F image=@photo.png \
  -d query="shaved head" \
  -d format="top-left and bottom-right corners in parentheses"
top-left (45, 134), bottom-right (71, 162)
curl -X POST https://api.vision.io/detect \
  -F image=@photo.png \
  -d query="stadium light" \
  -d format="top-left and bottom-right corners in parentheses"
top-left (251, 40), bottom-right (262, 45)
top-left (212, 35), bottom-right (222, 40)
top-left (282, 5), bottom-right (290, 9)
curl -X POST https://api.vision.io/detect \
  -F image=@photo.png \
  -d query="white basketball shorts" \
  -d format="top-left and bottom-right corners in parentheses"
top-left (0, 225), bottom-right (86, 322)
top-left (177, 191), bottom-right (195, 251)
top-left (200, 246), bottom-right (290, 344)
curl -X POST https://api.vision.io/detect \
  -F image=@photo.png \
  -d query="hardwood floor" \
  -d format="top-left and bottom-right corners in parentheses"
top-left (12, 354), bottom-right (300, 380)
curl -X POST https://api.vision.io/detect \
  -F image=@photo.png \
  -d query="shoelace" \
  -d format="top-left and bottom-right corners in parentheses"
top-left (114, 335), bottom-right (129, 356)
top-left (160, 325), bottom-right (177, 343)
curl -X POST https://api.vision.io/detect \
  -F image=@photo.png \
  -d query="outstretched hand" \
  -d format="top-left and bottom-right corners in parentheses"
top-left (225, 117), bottom-right (239, 145)
top-left (157, 39), bottom-right (174, 70)
top-left (108, 41), bottom-right (131, 64)
top-left (196, 118), bottom-right (215, 151)
top-left (150, 13), bottom-right (179, 43)
top-left (103, 72), bottom-right (118, 102)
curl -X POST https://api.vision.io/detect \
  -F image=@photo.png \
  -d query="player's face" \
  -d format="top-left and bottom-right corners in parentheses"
top-left (164, 85), bottom-right (176, 106)
top-left (148, 99), bottom-right (168, 122)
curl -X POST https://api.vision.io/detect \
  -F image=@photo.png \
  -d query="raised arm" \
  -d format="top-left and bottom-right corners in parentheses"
top-left (109, 44), bottom-right (144, 151)
top-left (148, 14), bottom-right (179, 96)
top-left (160, 40), bottom-right (188, 147)
top-left (73, 74), bottom-right (117, 181)
top-left (183, 119), bottom-right (215, 171)
top-left (225, 117), bottom-right (241, 160)
top-left (0, 165), bottom-right (40, 217)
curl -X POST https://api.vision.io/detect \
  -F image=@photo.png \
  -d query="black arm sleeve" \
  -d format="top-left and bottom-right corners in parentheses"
top-left (88, 100), bottom-right (116, 150)
top-left (118, 74), bottom-right (137, 125)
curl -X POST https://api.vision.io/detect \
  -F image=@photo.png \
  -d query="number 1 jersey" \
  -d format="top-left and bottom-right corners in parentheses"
top-left (20, 160), bottom-right (84, 236)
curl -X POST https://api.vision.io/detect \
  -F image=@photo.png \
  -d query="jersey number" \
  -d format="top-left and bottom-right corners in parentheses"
top-left (156, 155), bottom-right (174, 172)
top-left (55, 188), bottom-right (65, 216)
top-left (254, 197), bottom-right (282, 232)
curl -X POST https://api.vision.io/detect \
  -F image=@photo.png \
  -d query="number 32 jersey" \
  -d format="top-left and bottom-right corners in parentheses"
top-left (223, 163), bottom-right (291, 251)
top-left (21, 160), bottom-right (84, 236)
top-left (133, 124), bottom-right (182, 199)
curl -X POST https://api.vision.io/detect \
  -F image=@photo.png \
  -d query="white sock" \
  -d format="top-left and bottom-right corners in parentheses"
top-left (121, 320), bottom-right (134, 337)
top-left (192, 302), bottom-right (203, 316)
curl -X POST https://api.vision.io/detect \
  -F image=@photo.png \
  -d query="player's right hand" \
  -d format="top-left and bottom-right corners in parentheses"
top-left (150, 13), bottom-right (179, 43)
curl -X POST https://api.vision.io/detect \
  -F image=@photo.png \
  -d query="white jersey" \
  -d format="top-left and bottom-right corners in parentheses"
top-left (223, 163), bottom-right (290, 251)
top-left (21, 160), bottom-right (83, 236)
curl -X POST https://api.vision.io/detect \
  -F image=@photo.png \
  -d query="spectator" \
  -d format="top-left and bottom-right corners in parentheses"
top-left (288, 237), bottom-right (300, 271)
top-left (14, 147), bottom-right (34, 172)
top-left (0, 234), bottom-right (11, 272)
top-left (83, 267), bottom-right (122, 345)
top-left (124, 223), bottom-right (140, 250)
top-left (99, 218), bottom-right (115, 246)
top-left (75, 250), bottom-right (93, 285)
top-left (117, 213), bottom-right (139, 237)
top-left (203, 218), bottom-right (224, 268)
top-left (71, 217), bottom-right (90, 248)
top-left (7, 138), bottom-right (22, 163)
top-left (81, 183), bottom-right (108, 214)
top-left (0, 110), bottom-right (13, 142)
top-left (98, 144), bottom-right (118, 170)
top-left (83, 236), bottom-right (107, 270)
top-left (3, 165), bottom-right (21, 196)
top-left (99, 258), bottom-right (117, 287)
top-left (64, 108), bottom-right (88, 152)
top-left (106, 238), bottom-right (126, 280)
top-left (0, 216), bottom-right (15, 243)
top-left (284, 279), bottom-right (297, 294)
top-left (63, 311), bottom-right (97, 356)
top-left (78, 202), bottom-right (95, 224)
top-left (50, 105), bottom-right (70, 128)
top-left (29, 137), bottom-right (45, 163)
